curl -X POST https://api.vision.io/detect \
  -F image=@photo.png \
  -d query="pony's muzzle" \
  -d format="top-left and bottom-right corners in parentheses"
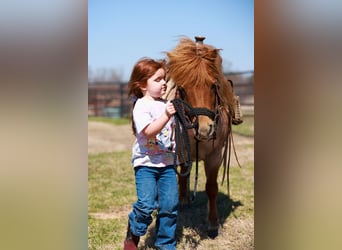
top-left (195, 117), bottom-right (215, 141)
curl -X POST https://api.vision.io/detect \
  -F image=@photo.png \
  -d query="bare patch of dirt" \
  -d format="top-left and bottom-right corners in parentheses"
top-left (88, 122), bottom-right (135, 154)
top-left (89, 205), bottom-right (132, 220)
top-left (88, 121), bottom-right (253, 160)
top-left (230, 133), bottom-right (254, 166)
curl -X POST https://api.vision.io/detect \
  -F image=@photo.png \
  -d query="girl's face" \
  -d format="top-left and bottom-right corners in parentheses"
top-left (143, 68), bottom-right (166, 99)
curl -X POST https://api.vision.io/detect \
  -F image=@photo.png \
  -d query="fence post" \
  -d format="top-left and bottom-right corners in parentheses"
top-left (120, 83), bottom-right (124, 118)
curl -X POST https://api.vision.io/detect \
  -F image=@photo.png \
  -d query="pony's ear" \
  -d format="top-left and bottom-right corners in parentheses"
top-left (205, 48), bottom-right (220, 61)
top-left (212, 48), bottom-right (222, 58)
top-left (212, 49), bottom-right (218, 57)
top-left (166, 52), bottom-right (172, 59)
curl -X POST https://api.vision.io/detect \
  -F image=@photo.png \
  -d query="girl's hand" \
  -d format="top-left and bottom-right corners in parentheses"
top-left (143, 101), bottom-right (176, 137)
top-left (165, 101), bottom-right (176, 118)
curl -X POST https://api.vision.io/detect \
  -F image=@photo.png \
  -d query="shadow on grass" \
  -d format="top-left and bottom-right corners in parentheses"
top-left (141, 191), bottom-right (242, 249)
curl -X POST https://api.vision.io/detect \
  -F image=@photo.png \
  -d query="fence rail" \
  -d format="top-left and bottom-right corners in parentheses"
top-left (88, 82), bottom-right (132, 118)
top-left (88, 72), bottom-right (253, 118)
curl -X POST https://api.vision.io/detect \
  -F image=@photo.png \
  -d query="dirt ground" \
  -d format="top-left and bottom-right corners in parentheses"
top-left (88, 121), bottom-right (136, 154)
top-left (88, 121), bottom-right (254, 161)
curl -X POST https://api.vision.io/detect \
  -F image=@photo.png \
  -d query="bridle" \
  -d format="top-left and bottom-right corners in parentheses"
top-left (171, 81), bottom-right (225, 200)
top-left (167, 36), bottom-right (241, 201)
top-left (175, 82), bottom-right (221, 139)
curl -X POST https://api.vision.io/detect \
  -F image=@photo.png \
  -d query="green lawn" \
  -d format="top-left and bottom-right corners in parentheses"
top-left (88, 116), bottom-right (130, 126)
top-left (88, 115), bottom-right (254, 249)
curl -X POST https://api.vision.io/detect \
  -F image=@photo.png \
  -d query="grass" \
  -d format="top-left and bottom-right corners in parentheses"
top-left (232, 114), bottom-right (254, 137)
top-left (88, 116), bottom-right (130, 126)
top-left (88, 151), bottom-right (136, 250)
top-left (88, 216), bottom-right (127, 250)
top-left (88, 115), bottom-right (254, 249)
top-left (88, 152), bottom-right (136, 213)
top-left (88, 150), bottom-right (254, 249)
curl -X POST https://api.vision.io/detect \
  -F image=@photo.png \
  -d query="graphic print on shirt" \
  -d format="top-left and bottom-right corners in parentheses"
top-left (145, 126), bottom-right (172, 154)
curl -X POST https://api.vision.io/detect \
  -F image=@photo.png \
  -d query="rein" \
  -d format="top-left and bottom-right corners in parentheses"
top-left (171, 83), bottom-right (222, 201)
top-left (171, 98), bottom-right (196, 178)
top-left (171, 97), bottom-right (202, 201)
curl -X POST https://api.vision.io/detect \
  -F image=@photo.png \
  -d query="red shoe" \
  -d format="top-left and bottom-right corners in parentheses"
top-left (124, 222), bottom-right (140, 250)
top-left (124, 237), bottom-right (137, 250)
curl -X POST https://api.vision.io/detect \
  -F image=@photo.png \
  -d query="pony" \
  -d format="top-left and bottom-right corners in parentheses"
top-left (163, 36), bottom-right (238, 238)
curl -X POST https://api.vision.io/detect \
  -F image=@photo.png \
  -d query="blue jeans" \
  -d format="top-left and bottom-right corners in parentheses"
top-left (128, 165), bottom-right (178, 250)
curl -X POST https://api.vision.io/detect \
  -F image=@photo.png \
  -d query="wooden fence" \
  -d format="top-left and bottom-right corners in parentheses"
top-left (88, 72), bottom-right (253, 118)
top-left (88, 82), bottom-right (132, 118)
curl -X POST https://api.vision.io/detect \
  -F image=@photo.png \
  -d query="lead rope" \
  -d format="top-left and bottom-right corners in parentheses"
top-left (220, 108), bottom-right (243, 198)
top-left (171, 98), bottom-right (203, 202)
top-left (192, 138), bottom-right (199, 202)
top-left (221, 119), bottom-right (232, 197)
top-left (171, 98), bottom-right (197, 178)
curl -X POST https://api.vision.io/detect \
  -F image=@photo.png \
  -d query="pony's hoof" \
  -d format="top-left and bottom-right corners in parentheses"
top-left (208, 228), bottom-right (219, 239)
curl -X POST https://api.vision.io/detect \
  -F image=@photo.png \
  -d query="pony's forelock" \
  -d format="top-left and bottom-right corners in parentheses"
top-left (167, 38), bottom-right (234, 107)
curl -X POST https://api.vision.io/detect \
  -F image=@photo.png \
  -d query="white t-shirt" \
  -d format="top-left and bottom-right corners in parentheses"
top-left (132, 98), bottom-right (175, 168)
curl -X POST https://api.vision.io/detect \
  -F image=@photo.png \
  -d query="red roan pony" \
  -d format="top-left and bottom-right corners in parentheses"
top-left (163, 36), bottom-right (239, 238)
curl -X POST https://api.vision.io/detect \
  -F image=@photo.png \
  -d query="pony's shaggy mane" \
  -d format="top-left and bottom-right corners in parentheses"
top-left (166, 37), bottom-right (234, 108)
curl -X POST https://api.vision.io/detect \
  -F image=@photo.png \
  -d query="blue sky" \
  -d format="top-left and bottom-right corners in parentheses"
top-left (88, 0), bottom-right (254, 81)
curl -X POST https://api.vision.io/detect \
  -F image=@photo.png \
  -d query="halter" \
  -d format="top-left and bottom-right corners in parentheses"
top-left (176, 82), bottom-right (221, 139)
top-left (171, 81), bottom-right (223, 201)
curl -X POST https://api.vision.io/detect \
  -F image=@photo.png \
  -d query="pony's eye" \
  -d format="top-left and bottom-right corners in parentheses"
top-left (211, 84), bottom-right (219, 91)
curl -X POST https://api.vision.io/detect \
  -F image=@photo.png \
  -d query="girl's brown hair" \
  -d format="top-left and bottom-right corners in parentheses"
top-left (128, 57), bottom-right (166, 135)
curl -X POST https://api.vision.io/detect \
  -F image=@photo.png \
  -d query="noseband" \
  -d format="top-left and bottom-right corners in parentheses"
top-left (173, 82), bottom-right (221, 140)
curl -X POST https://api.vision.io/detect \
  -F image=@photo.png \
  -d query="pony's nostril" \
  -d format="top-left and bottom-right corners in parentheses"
top-left (198, 122), bottom-right (214, 138)
top-left (208, 123), bottom-right (214, 135)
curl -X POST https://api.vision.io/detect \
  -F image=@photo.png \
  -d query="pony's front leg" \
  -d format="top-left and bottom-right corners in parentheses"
top-left (205, 164), bottom-right (220, 238)
top-left (178, 164), bottom-right (191, 206)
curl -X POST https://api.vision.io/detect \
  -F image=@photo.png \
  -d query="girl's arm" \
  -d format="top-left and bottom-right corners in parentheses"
top-left (142, 101), bottom-right (175, 137)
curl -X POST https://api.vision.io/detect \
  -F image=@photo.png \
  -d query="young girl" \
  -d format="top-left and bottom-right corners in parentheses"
top-left (124, 58), bottom-right (178, 250)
